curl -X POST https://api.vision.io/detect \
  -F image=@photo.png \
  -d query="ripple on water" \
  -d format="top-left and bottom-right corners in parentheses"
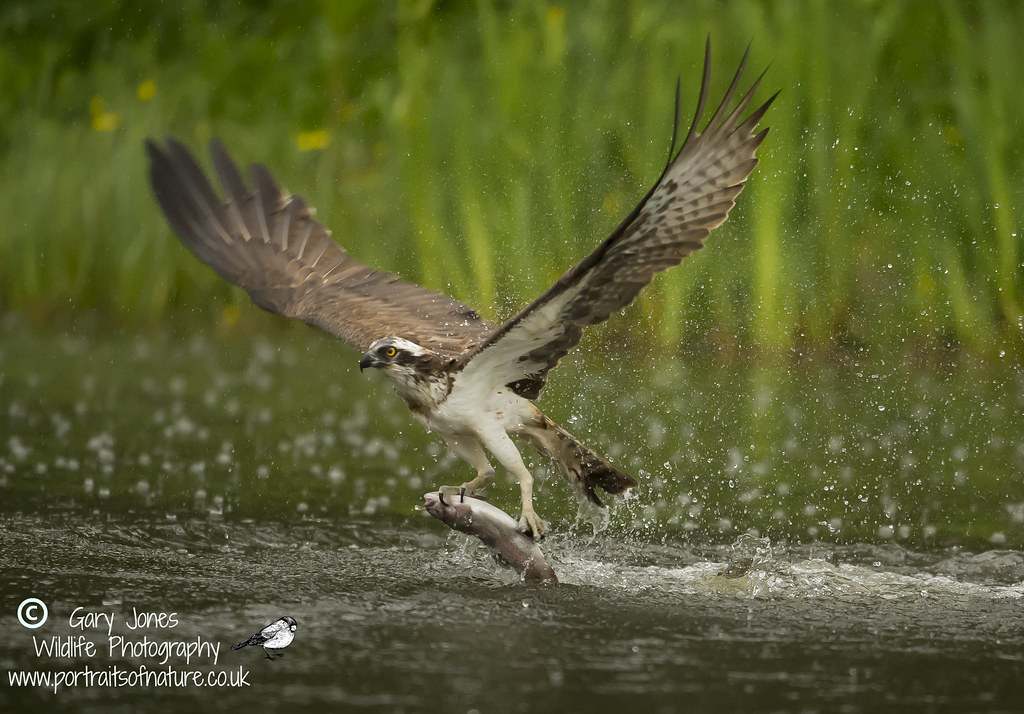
top-left (539, 535), bottom-right (1024, 602)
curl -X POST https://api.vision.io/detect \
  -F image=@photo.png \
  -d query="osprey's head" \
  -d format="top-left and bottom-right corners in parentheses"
top-left (359, 337), bottom-right (449, 410)
top-left (359, 337), bottom-right (438, 374)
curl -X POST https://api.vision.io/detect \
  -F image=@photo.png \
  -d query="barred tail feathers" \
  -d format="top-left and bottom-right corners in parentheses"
top-left (521, 414), bottom-right (637, 506)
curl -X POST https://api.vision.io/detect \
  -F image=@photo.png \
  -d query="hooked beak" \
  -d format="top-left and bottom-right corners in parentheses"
top-left (358, 353), bottom-right (379, 372)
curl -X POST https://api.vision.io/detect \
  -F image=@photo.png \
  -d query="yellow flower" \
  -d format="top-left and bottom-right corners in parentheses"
top-left (546, 6), bottom-right (565, 24)
top-left (917, 274), bottom-right (935, 297)
top-left (221, 305), bottom-right (240, 327)
top-left (544, 6), bottom-right (566, 64)
top-left (89, 96), bottom-right (120, 132)
top-left (137, 80), bottom-right (156, 101)
top-left (297, 130), bottom-right (330, 152)
top-left (602, 190), bottom-right (624, 217)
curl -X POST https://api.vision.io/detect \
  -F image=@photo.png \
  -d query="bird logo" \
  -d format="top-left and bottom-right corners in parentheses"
top-left (231, 616), bottom-right (297, 661)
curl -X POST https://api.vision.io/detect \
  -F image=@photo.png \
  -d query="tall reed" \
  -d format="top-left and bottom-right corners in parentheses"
top-left (0, 0), bottom-right (1020, 360)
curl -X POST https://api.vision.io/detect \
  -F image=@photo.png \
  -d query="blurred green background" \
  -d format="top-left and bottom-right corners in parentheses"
top-left (1, 0), bottom-right (1021, 362)
top-left (2, 1), bottom-right (1024, 551)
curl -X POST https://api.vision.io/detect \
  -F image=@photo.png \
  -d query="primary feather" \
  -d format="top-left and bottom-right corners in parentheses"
top-left (146, 138), bottom-right (492, 356)
top-left (454, 41), bottom-right (776, 399)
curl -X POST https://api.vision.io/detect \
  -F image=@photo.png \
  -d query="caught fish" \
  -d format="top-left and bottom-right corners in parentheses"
top-left (423, 491), bottom-right (558, 583)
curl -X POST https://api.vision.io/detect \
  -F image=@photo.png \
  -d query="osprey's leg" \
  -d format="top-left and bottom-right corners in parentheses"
top-left (478, 430), bottom-right (547, 539)
top-left (439, 435), bottom-right (495, 501)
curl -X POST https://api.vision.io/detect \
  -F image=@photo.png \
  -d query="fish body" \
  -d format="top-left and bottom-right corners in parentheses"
top-left (423, 492), bottom-right (557, 583)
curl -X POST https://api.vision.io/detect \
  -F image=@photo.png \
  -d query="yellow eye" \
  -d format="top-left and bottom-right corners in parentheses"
top-left (385, 346), bottom-right (397, 357)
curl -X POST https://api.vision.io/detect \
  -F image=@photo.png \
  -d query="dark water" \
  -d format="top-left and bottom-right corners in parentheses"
top-left (4, 512), bottom-right (1024, 713)
top-left (2, 320), bottom-right (1024, 711)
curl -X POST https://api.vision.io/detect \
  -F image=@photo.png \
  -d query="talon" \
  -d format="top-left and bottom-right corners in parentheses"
top-left (518, 511), bottom-right (548, 540)
top-left (438, 484), bottom-right (466, 504)
top-left (459, 486), bottom-right (467, 503)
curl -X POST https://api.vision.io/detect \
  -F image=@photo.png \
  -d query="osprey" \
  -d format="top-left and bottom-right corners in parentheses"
top-left (146, 42), bottom-right (774, 538)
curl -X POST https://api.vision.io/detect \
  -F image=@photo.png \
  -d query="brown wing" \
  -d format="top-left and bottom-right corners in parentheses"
top-left (146, 138), bottom-right (492, 356)
top-left (453, 41), bottom-right (776, 397)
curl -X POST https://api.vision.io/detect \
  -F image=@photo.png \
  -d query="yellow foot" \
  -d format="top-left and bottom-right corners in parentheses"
top-left (438, 483), bottom-right (488, 503)
top-left (518, 509), bottom-right (547, 540)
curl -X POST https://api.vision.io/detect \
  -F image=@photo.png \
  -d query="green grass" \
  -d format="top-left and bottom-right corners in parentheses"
top-left (1, 0), bottom-right (1022, 361)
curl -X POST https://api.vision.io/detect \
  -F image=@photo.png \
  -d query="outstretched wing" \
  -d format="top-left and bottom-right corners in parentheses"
top-left (453, 41), bottom-right (776, 396)
top-left (146, 138), bottom-right (492, 356)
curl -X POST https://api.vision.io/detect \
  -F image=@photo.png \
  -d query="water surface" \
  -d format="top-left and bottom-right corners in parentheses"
top-left (2, 321), bottom-right (1023, 711)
